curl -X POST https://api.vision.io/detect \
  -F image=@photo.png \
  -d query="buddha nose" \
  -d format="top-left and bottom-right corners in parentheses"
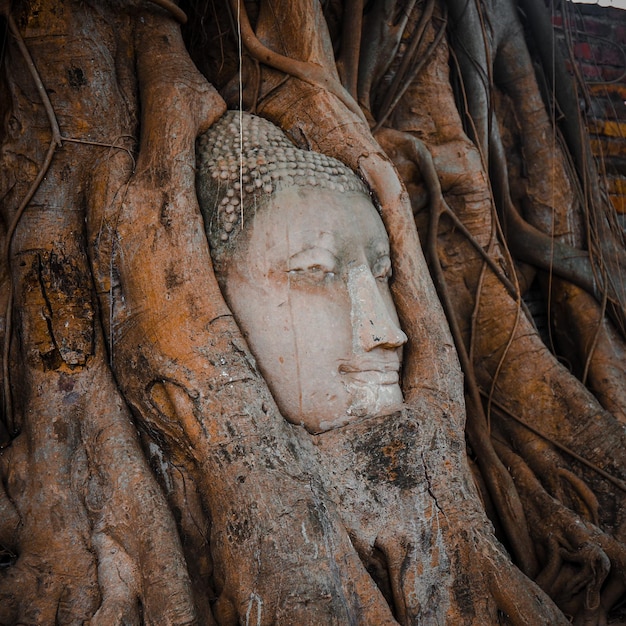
top-left (348, 265), bottom-right (408, 352)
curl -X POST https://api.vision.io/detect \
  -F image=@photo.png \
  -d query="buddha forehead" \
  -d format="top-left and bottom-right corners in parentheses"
top-left (195, 111), bottom-right (371, 262)
top-left (243, 186), bottom-right (390, 276)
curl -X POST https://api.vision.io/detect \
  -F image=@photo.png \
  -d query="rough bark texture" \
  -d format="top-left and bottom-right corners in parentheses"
top-left (0, 0), bottom-right (624, 624)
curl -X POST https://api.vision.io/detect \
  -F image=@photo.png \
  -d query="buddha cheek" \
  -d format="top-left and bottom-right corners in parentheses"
top-left (281, 288), bottom-right (353, 413)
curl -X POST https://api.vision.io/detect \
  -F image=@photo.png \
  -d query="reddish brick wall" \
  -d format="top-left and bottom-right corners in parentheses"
top-left (552, 2), bottom-right (626, 214)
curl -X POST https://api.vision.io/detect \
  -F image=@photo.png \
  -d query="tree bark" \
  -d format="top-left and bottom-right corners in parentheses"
top-left (0, 0), bottom-right (624, 624)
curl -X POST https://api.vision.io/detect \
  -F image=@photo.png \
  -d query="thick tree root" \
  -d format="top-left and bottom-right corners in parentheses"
top-left (375, 7), bottom-right (626, 622)
top-left (307, 406), bottom-right (568, 625)
top-left (0, 175), bottom-right (197, 624)
top-left (547, 278), bottom-right (626, 423)
top-left (494, 440), bottom-right (626, 626)
top-left (85, 9), bottom-right (397, 623)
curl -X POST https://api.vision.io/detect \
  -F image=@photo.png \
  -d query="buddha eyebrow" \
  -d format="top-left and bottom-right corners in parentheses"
top-left (288, 245), bottom-right (339, 262)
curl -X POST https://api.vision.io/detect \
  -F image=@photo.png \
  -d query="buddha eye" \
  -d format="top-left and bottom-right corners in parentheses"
top-left (373, 255), bottom-right (392, 282)
top-left (288, 264), bottom-right (336, 282)
top-left (310, 264), bottom-right (335, 277)
top-left (287, 248), bottom-right (338, 283)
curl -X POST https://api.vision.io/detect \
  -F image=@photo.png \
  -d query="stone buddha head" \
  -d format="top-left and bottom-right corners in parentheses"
top-left (196, 111), bottom-right (407, 433)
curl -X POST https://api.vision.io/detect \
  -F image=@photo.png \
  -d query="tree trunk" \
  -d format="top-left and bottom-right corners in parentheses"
top-left (0, 0), bottom-right (624, 624)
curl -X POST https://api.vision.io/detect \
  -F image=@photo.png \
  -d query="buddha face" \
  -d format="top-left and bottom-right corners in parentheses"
top-left (221, 186), bottom-right (407, 433)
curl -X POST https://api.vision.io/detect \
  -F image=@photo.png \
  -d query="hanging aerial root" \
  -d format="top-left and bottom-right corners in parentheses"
top-left (373, 6), bottom-right (448, 133)
top-left (1, 10), bottom-right (138, 436)
top-left (489, 115), bottom-right (626, 341)
top-left (493, 440), bottom-right (626, 624)
top-left (373, 0), bottom-right (436, 129)
top-left (356, 0), bottom-right (419, 112)
top-left (2, 14), bottom-right (63, 434)
top-left (374, 127), bottom-right (519, 298)
top-left (336, 0), bottom-right (364, 100)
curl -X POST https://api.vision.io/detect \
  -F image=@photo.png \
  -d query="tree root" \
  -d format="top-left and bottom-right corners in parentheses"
top-left (356, 0), bottom-right (419, 114)
top-left (1, 4), bottom-right (203, 622)
top-left (146, 0), bottom-right (187, 24)
top-left (335, 0), bottom-right (364, 100)
top-left (546, 277), bottom-right (626, 424)
top-left (372, 10), bottom-right (626, 621)
top-left (373, 6), bottom-right (448, 132)
top-left (494, 439), bottom-right (626, 625)
top-left (485, 393), bottom-right (626, 495)
top-left (2, 14), bottom-right (62, 433)
top-left (230, 0), bottom-right (365, 122)
top-left (373, 124), bottom-right (539, 576)
top-left (309, 408), bottom-right (568, 625)
top-left (85, 9), bottom-right (397, 623)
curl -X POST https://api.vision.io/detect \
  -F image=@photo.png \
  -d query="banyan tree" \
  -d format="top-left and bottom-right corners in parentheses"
top-left (0, 0), bottom-right (625, 624)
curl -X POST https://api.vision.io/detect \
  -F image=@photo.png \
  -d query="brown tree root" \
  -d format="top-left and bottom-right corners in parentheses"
top-left (373, 7), bottom-right (626, 622)
top-left (547, 278), bottom-right (626, 423)
top-left (230, 4), bottom-right (573, 621)
top-left (487, 53), bottom-right (626, 423)
top-left (141, 432), bottom-right (217, 624)
top-left (0, 190), bottom-right (197, 623)
top-left (373, 124), bottom-right (540, 576)
top-left (335, 0), bottom-right (364, 99)
top-left (230, 0), bottom-right (365, 122)
top-left (494, 440), bottom-right (626, 626)
top-left (308, 407), bottom-right (568, 625)
top-left (356, 0), bottom-right (419, 113)
top-left (1, 4), bottom-right (209, 622)
top-left (85, 9), bottom-right (397, 623)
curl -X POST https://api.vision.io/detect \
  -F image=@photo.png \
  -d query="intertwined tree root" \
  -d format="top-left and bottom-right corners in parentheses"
top-left (1, 0), bottom-right (625, 623)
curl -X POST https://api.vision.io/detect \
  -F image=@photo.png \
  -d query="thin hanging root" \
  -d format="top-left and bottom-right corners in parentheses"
top-left (228, 0), bottom-right (366, 123)
top-left (6, 15), bottom-right (62, 145)
top-left (374, 0), bottom-right (435, 126)
top-left (374, 9), bottom-right (448, 132)
top-left (417, 150), bottom-right (539, 575)
top-left (373, 127), bottom-right (520, 299)
top-left (1, 16), bottom-right (138, 436)
top-left (441, 204), bottom-right (517, 295)
top-left (337, 0), bottom-right (364, 100)
top-left (581, 285), bottom-right (608, 387)
top-left (61, 136), bottom-right (137, 172)
top-left (3, 14), bottom-right (63, 433)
